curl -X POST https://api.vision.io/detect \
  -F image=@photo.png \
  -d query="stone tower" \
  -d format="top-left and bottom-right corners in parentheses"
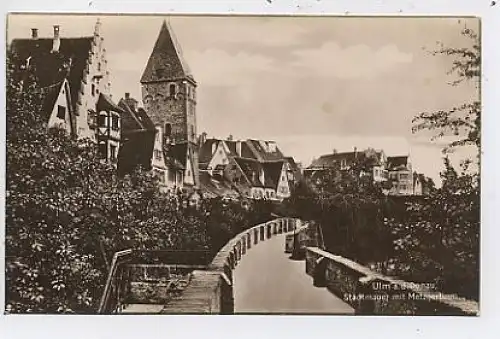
top-left (141, 20), bottom-right (199, 188)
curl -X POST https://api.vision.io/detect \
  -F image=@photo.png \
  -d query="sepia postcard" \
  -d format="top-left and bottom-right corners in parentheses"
top-left (4, 13), bottom-right (481, 317)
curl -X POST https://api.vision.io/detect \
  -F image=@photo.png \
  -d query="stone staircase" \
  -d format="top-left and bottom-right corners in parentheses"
top-left (119, 264), bottom-right (195, 313)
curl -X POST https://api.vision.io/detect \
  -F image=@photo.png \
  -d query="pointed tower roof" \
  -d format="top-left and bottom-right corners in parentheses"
top-left (141, 19), bottom-right (193, 83)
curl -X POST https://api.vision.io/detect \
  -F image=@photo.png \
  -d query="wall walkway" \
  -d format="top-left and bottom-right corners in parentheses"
top-left (233, 233), bottom-right (354, 314)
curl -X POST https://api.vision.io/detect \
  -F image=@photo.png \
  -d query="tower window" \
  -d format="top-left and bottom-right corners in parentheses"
top-left (91, 84), bottom-right (96, 96)
top-left (165, 123), bottom-right (172, 137)
top-left (169, 83), bottom-right (176, 97)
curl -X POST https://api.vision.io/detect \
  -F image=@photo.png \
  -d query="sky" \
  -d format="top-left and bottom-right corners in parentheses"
top-left (7, 14), bottom-right (480, 186)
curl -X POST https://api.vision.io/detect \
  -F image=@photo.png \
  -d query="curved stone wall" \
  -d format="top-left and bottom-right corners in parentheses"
top-left (305, 247), bottom-right (479, 316)
top-left (161, 217), bottom-right (298, 314)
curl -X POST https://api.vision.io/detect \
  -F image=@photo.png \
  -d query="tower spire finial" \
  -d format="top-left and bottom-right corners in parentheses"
top-left (94, 17), bottom-right (101, 36)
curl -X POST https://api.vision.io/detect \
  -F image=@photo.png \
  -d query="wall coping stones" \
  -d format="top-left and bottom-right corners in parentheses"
top-left (306, 246), bottom-right (479, 315)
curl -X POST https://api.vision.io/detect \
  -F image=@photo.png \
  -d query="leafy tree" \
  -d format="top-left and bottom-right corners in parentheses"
top-left (413, 27), bottom-right (480, 154)
top-left (385, 24), bottom-right (480, 300)
top-left (284, 157), bottom-right (394, 264)
top-left (5, 50), bottom-right (209, 313)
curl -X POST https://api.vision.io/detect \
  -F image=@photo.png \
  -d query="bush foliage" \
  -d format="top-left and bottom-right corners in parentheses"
top-left (284, 27), bottom-right (480, 301)
top-left (5, 51), bottom-right (274, 313)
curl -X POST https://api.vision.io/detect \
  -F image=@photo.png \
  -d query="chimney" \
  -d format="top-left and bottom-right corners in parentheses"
top-left (31, 28), bottom-right (38, 39)
top-left (125, 92), bottom-right (130, 99)
top-left (333, 149), bottom-right (337, 154)
top-left (199, 132), bottom-right (207, 146)
top-left (354, 146), bottom-right (357, 157)
top-left (52, 25), bottom-right (60, 53)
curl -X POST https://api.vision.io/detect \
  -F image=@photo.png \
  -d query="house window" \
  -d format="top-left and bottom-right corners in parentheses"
top-left (57, 105), bottom-right (66, 119)
top-left (98, 114), bottom-right (106, 127)
top-left (111, 115), bottom-right (119, 131)
top-left (98, 143), bottom-right (107, 159)
top-left (87, 109), bottom-right (96, 127)
top-left (169, 83), bottom-right (176, 97)
top-left (400, 184), bottom-right (407, 191)
top-left (400, 173), bottom-right (409, 180)
top-left (110, 145), bottom-right (117, 160)
top-left (91, 84), bottom-right (96, 96)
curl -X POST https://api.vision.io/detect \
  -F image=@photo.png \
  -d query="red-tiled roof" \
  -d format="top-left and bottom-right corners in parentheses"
top-left (262, 161), bottom-right (284, 189)
top-left (118, 98), bottom-right (143, 131)
top-left (198, 139), bottom-right (219, 164)
top-left (309, 151), bottom-right (363, 168)
top-left (10, 37), bottom-right (94, 111)
top-left (387, 156), bottom-right (409, 170)
top-left (224, 140), bottom-right (238, 156)
top-left (246, 139), bottom-right (284, 162)
top-left (199, 172), bottom-right (241, 199)
top-left (233, 157), bottom-right (264, 187)
top-left (96, 93), bottom-right (124, 114)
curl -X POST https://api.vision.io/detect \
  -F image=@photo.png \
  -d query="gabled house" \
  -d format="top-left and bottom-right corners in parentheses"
top-left (304, 148), bottom-right (372, 182)
top-left (197, 137), bottom-right (299, 200)
top-left (151, 125), bottom-right (185, 192)
top-left (412, 172), bottom-right (435, 196)
top-left (232, 157), bottom-right (269, 199)
top-left (41, 78), bottom-right (74, 136)
top-left (10, 20), bottom-right (122, 162)
top-left (304, 148), bottom-right (428, 196)
top-left (284, 156), bottom-right (303, 186)
top-left (387, 155), bottom-right (413, 195)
